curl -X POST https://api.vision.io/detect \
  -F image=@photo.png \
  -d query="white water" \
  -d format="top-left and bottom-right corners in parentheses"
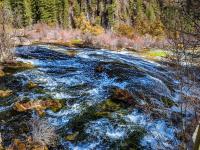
top-left (4, 44), bottom-right (196, 149)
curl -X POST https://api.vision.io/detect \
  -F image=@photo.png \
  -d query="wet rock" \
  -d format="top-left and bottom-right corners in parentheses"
top-left (7, 139), bottom-right (26, 150)
top-left (65, 132), bottom-right (79, 141)
top-left (6, 138), bottom-right (49, 150)
top-left (27, 81), bottom-right (38, 89)
top-left (119, 128), bottom-right (146, 149)
top-left (65, 50), bottom-right (78, 57)
top-left (3, 62), bottom-right (35, 74)
top-left (0, 69), bottom-right (5, 77)
top-left (95, 65), bottom-right (104, 73)
top-left (110, 88), bottom-right (137, 106)
top-left (0, 89), bottom-right (12, 98)
top-left (97, 99), bottom-right (121, 112)
top-left (160, 97), bottom-right (175, 108)
top-left (14, 99), bottom-right (63, 116)
top-left (170, 112), bottom-right (182, 126)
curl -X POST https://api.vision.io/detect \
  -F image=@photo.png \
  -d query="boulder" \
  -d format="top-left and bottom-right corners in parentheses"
top-left (27, 81), bottom-right (38, 89)
top-left (110, 88), bottom-right (136, 106)
top-left (95, 65), bottom-right (104, 73)
top-left (65, 132), bottom-right (79, 141)
top-left (0, 90), bottom-right (12, 98)
top-left (14, 100), bottom-right (63, 116)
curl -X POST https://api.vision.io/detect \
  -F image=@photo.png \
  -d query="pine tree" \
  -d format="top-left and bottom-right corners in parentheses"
top-left (73, 0), bottom-right (80, 17)
top-left (63, 0), bottom-right (69, 28)
top-left (146, 2), bottom-right (156, 22)
top-left (10, 0), bottom-right (32, 27)
top-left (38, 0), bottom-right (57, 25)
top-left (136, 0), bottom-right (143, 19)
top-left (107, 0), bottom-right (116, 29)
top-left (31, 0), bottom-right (41, 24)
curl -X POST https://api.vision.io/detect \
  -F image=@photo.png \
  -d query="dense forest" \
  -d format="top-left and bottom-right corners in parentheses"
top-left (1, 0), bottom-right (199, 35)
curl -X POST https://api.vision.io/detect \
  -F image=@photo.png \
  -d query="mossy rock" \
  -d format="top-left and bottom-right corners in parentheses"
top-left (0, 70), bottom-right (5, 77)
top-left (27, 81), bottom-right (38, 89)
top-left (0, 89), bottom-right (12, 98)
top-left (65, 132), bottom-right (79, 141)
top-left (66, 100), bottom-right (125, 141)
top-left (160, 97), bottom-right (176, 108)
top-left (109, 88), bottom-right (137, 106)
top-left (34, 88), bottom-right (46, 94)
top-left (119, 127), bottom-right (146, 150)
top-left (95, 112), bottom-right (111, 118)
top-left (98, 99), bottom-right (121, 112)
top-left (3, 62), bottom-right (35, 73)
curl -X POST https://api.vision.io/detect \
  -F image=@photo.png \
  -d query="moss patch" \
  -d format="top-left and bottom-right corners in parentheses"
top-left (160, 97), bottom-right (176, 108)
top-left (3, 62), bottom-right (35, 74)
top-left (27, 81), bottom-right (38, 89)
top-left (65, 132), bottom-right (79, 141)
top-left (139, 49), bottom-right (169, 60)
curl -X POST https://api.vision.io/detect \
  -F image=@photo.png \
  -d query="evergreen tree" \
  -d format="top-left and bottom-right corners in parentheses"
top-left (31, 0), bottom-right (41, 24)
top-left (146, 2), bottom-right (156, 22)
top-left (38, 0), bottom-right (57, 25)
top-left (136, 0), bottom-right (143, 19)
top-left (107, 0), bottom-right (116, 29)
top-left (63, 0), bottom-right (69, 28)
top-left (10, 0), bottom-right (32, 27)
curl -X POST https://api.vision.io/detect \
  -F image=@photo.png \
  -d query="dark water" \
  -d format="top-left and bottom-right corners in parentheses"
top-left (0, 45), bottom-right (197, 149)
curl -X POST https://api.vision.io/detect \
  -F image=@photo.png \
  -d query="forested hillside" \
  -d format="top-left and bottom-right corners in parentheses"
top-left (2, 0), bottom-right (199, 34)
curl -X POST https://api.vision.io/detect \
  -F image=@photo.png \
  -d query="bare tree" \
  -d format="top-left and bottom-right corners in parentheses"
top-left (163, 0), bottom-right (200, 149)
top-left (0, 2), bottom-right (14, 63)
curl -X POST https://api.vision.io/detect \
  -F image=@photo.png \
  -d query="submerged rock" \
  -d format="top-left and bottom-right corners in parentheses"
top-left (14, 99), bottom-right (63, 116)
top-left (95, 65), bottom-right (104, 73)
top-left (0, 90), bottom-right (12, 98)
top-left (110, 88), bottom-right (137, 106)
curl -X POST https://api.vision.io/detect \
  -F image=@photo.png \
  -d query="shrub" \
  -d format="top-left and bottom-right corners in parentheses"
top-left (115, 24), bottom-right (135, 38)
top-left (149, 20), bottom-right (165, 37)
top-left (75, 13), bottom-right (104, 35)
top-left (135, 18), bottom-right (150, 35)
top-left (135, 18), bottom-right (165, 37)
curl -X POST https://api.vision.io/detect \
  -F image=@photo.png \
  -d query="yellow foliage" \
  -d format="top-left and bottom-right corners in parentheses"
top-left (75, 13), bottom-right (104, 35)
top-left (149, 21), bottom-right (165, 37)
top-left (115, 24), bottom-right (135, 38)
top-left (135, 18), bottom-right (150, 35)
top-left (135, 19), bottom-right (165, 37)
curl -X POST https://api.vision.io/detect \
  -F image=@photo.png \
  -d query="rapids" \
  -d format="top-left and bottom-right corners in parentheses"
top-left (0, 45), bottom-right (197, 149)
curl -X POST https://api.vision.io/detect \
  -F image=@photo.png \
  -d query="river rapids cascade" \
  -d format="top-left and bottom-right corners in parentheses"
top-left (0, 45), bottom-right (198, 150)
